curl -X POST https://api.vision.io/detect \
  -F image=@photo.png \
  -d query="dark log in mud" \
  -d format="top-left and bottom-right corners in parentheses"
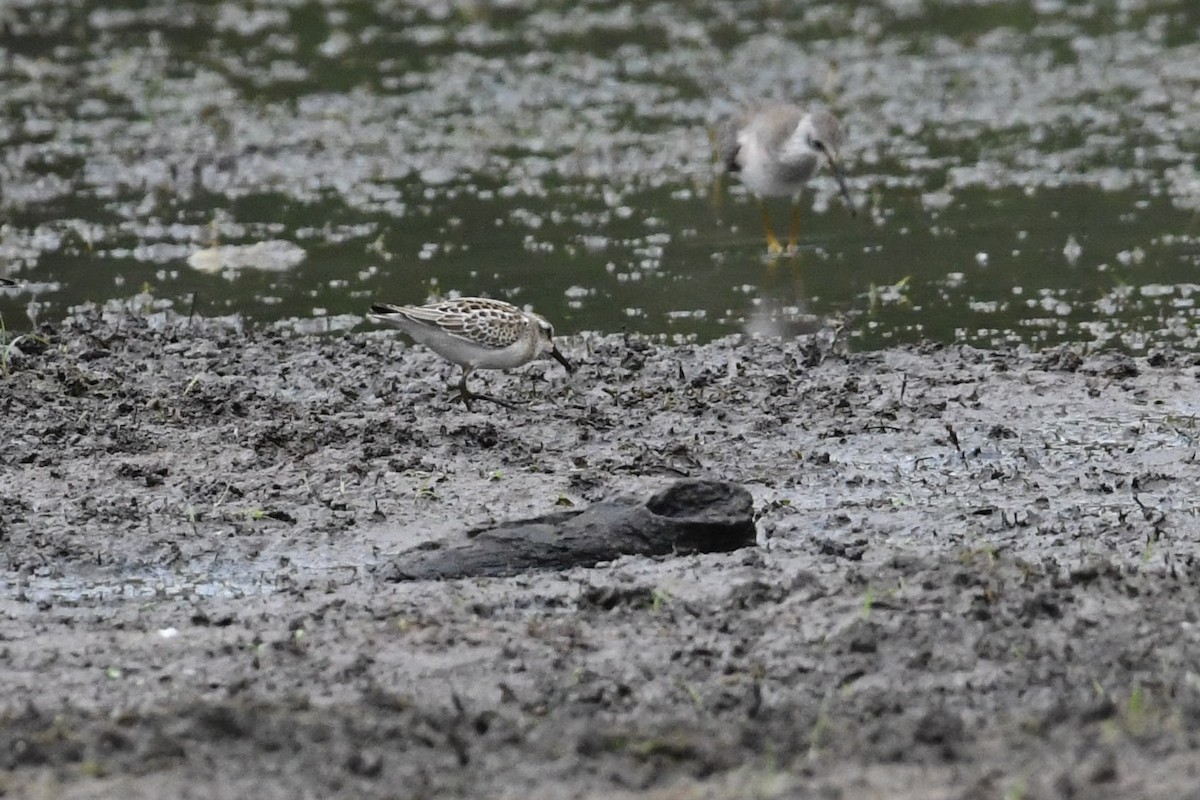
top-left (384, 480), bottom-right (756, 581)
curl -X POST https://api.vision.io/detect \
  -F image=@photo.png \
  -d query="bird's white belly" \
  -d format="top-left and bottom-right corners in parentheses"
top-left (404, 323), bottom-right (531, 370)
top-left (461, 340), bottom-right (532, 370)
top-left (738, 138), bottom-right (818, 197)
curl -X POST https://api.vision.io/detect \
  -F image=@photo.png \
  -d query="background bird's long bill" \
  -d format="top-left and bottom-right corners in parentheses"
top-left (551, 348), bottom-right (574, 373)
top-left (826, 153), bottom-right (857, 217)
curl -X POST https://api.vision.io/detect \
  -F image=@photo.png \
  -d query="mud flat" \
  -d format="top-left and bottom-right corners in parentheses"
top-left (2, 307), bottom-right (1200, 799)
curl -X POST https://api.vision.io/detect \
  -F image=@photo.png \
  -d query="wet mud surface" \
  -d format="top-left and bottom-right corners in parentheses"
top-left (4, 309), bottom-right (1200, 797)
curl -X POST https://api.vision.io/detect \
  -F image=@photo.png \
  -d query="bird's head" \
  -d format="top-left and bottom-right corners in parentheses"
top-left (529, 313), bottom-right (574, 373)
top-left (799, 110), bottom-right (856, 216)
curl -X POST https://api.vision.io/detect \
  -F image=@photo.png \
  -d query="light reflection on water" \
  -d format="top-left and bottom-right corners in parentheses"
top-left (0, 0), bottom-right (1198, 351)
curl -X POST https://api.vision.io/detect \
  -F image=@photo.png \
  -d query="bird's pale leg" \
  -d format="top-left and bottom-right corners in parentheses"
top-left (787, 198), bottom-right (802, 253)
top-left (453, 367), bottom-right (517, 411)
top-left (757, 198), bottom-right (784, 255)
top-left (456, 368), bottom-right (476, 411)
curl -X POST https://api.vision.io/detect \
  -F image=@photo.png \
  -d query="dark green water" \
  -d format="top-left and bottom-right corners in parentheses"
top-left (2, 0), bottom-right (1198, 350)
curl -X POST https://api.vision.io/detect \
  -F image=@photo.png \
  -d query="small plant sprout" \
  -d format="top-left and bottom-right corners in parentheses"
top-left (650, 587), bottom-right (671, 613)
top-left (867, 275), bottom-right (912, 314)
top-left (676, 680), bottom-right (702, 707)
top-left (1120, 684), bottom-right (1152, 736)
top-left (368, 233), bottom-right (392, 260)
top-left (860, 586), bottom-right (875, 619)
top-left (807, 693), bottom-right (835, 759)
top-left (1002, 779), bottom-right (1029, 800)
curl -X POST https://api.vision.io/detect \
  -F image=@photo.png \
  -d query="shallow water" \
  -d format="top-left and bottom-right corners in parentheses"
top-left (2, 0), bottom-right (1199, 350)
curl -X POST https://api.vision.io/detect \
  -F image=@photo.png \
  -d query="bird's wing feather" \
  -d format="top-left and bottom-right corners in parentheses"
top-left (374, 299), bottom-right (525, 349)
top-left (715, 117), bottom-right (743, 172)
top-left (755, 105), bottom-right (806, 154)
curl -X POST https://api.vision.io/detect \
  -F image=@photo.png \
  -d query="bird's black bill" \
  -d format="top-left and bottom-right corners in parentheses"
top-left (825, 153), bottom-right (857, 218)
top-left (551, 347), bottom-right (575, 373)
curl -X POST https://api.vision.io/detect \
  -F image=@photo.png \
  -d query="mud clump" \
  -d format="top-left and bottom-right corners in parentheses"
top-left (2, 309), bottom-right (1200, 798)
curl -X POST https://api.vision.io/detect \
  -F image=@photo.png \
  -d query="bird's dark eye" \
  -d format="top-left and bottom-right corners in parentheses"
top-left (812, 139), bottom-right (826, 152)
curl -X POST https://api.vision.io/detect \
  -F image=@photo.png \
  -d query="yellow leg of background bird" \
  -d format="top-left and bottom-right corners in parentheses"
top-left (707, 125), bottom-right (725, 213)
top-left (757, 199), bottom-right (783, 255)
top-left (787, 199), bottom-right (802, 252)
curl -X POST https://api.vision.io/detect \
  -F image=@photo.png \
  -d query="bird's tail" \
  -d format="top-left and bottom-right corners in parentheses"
top-left (367, 303), bottom-right (414, 327)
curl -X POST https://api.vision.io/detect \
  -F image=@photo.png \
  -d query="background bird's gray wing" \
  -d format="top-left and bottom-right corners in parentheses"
top-left (715, 117), bottom-right (742, 173)
top-left (757, 106), bottom-right (805, 153)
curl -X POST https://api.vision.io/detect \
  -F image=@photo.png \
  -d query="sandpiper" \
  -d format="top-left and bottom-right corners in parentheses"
top-left (368, 297), bottom-right (573, 410)
top-left (718, 104), bottom-right (856, 254)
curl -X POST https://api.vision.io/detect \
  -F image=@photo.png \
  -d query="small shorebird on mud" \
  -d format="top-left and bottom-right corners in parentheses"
top-left (368, 297), bottom-right (573, 410)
